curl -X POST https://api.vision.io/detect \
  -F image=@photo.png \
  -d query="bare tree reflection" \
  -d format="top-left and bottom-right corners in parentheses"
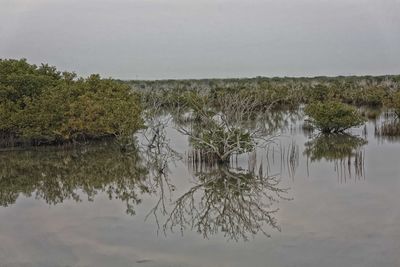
top-left (138, 109), bottom-right (295, 241)
top-left (139, 105), bottom-right (182, 228)
top-left (142, 141), bottom-right (179, 228)
top-left (163, 164), bottom-right (291, 241)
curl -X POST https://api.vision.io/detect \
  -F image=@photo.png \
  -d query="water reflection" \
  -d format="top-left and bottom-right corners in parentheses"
top-left (304, 134), bottom-right (367, 181)
top-left (0, 143), bottom-right (149, 214)
top-left (140, 112), bottom-right (295, 240)
top-left (140, 114), bottom-right (181, 227)
top-left (0, 133), bottom-right (292, 242)
top-left (1, 110), bottom-right (400, 266)
top-left (163, 164), bottom-right (291, 241)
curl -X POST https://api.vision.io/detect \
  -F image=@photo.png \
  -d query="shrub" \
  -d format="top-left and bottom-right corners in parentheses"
top-left (392, 91), bottom-right (400, 118)
top-left (0, 59), bottom-right (143, 146)
top-left (306, 84), bottom-right (337, 102)
top-left (304, 101), bottom-right (366, 133)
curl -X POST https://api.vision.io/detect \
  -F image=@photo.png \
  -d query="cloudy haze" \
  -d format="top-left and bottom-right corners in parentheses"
top-left (1, 0), bottom-right (400, 79)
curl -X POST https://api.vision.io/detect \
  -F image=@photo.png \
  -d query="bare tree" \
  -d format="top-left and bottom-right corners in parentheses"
top-left (178, 92), bottom-right (278, 163)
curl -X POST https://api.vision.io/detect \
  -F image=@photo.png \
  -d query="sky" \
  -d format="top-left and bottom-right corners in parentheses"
top-left (1, 0), bottom-right (400, 80)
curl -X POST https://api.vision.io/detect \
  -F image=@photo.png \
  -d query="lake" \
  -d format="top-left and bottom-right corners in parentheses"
top-left (0, 111), bottom-right (399, 267)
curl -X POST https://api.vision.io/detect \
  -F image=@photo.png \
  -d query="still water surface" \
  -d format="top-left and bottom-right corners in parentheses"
top-left (0, 114), bottom-right (399, 267)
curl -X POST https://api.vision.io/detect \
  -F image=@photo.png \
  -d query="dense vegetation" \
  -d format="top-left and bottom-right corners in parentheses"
top-left (387, 91), bottom-right (400, 118)
top-left (2, 58), bottom-right (400, 151)
top-left (0, 59), bottom-right (142, 147)
top-left (129, 74), bottom-right (400, 110)
top-left (304, 101), bottom-right (366, 133)
top-left (130, 74), bottom-right (400, 145)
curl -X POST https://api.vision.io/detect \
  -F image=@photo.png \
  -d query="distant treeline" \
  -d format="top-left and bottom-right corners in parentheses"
top-left (126, 74), bottom-right (400, 109)
top-left (126, 73), bottom-right (400, 141)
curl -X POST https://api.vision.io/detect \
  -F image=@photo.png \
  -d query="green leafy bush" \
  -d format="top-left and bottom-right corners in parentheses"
top-left (304, 101), bottom-right (366, 133)
top-left (306, 84), bottom-right (338, 102)
top-left (391, 91), bottom-right (400, 118)
top-left (0, 59), bottom-right (143, 146)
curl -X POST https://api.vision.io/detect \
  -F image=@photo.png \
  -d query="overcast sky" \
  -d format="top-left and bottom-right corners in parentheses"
top-left (1, 0), bottom-right (400, 79)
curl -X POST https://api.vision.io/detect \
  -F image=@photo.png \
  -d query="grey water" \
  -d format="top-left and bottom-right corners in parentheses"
top-left (0, 113), bottom-right (399, 267)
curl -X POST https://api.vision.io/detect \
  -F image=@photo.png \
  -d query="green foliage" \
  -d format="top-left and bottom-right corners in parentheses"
top-left (304, 101), bottom-right (366, 133)
top-left (306, 84), bottom-right (337, 102)
top-left (360, 86), bottom-right (387, 106)
top-left (0, 59), bottom-right (143, 146)
top-left (390, 91), bottom-right (400, 118)
top-left (0, 59), bottom-right (61, 101)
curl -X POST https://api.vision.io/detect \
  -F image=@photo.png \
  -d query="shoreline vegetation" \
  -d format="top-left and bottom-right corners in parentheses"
top-left (1, 58), bottom-right (400, 150)
top-left (129, 66), bottom-right (400, 157)
top-left (0, 59), bottom-right (143, 148)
